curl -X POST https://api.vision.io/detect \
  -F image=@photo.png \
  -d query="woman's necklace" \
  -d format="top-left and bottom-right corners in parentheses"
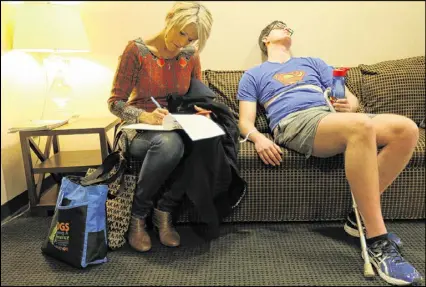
top-left (157, 57), bottom-right (172, 70)
top-left (149, 36), bottom-right (178, 70)
top-left (158, 46), bottom-right (180, 71)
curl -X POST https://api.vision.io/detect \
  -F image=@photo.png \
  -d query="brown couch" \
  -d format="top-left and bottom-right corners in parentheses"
top-left (130, 56), bottom-right (425, 222)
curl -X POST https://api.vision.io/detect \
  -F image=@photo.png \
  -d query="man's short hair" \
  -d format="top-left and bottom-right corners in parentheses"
top-left (258, 20), bottom-right (283, 56)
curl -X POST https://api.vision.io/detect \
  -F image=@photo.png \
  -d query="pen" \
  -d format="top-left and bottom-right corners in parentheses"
top-left (151, 97), bottom-right (162, 109)
top-left (196, 110), bottom-right (212, 115)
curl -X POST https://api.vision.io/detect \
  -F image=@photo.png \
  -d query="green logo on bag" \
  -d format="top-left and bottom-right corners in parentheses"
top-left (49, 222), bottom-right (70, 252)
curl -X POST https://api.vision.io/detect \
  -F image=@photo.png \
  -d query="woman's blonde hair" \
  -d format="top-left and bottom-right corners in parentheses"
top-left (164, 1), bottom-right (213, 53)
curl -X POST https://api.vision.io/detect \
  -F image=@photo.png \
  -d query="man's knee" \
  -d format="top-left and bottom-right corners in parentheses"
top-left (348, 114), bottom-right (376, 143)
top-left (389, 116), bottom-right (419, 147)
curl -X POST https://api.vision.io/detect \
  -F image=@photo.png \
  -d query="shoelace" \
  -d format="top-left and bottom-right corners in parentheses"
top-left (375, 240), bottom-right (404, 264)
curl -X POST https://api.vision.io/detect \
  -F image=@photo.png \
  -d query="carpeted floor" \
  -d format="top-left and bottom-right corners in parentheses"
top-left (1, 215), bottom-right (425, 286)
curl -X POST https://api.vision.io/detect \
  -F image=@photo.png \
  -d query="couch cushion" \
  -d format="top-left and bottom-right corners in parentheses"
top-left (412, 128), bottom-right (425, 167)
top-left (201, 71), bottom-right (207, 85)
top-left (345, 67), bottom-right (363, 98)
top-left (205, 70), bottom-right (271, 133)
top-left (359, 56), bottom-right (425, 126)
top-left (345, 67), bottom-right (366, 113)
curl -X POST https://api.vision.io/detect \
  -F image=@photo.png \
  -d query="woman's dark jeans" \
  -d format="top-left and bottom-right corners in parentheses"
top-left (129, 131), bottom-right (185, 219)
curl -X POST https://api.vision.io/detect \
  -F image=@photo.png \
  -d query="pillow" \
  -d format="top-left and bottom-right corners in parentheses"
top-left (345, 67), bottom-right (366, 113)
top-left (359, 56), bottom-right (425, 126)
top-left (345, 67), bottom-right (363, 99)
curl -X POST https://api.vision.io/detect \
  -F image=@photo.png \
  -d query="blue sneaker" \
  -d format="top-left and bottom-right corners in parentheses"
top-left (365, 238), bottom-right (424, 286)
top-left (344, 211), bottom-right (403, 250)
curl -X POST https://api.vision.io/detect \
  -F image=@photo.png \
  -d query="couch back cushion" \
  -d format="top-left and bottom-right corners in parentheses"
top-left (345, 67), bottom-right (363, 98)
top-left (205, 70), bottom-right (271, 133)
top-left (359, 56), bottom-right (425, 125)
top-left (344, 67), bottom-right (366, 113)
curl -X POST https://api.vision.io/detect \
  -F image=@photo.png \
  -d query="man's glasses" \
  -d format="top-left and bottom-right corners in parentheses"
top-left (267, 21), bottom-right (294, 37)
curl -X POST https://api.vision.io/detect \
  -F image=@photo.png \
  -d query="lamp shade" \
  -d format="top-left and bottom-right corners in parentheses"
top-left (12, 3), bottom-right (90, 53)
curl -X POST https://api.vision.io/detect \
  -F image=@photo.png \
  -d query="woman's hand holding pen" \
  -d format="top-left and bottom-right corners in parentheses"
top-left (138, 96), bottom-right (169, 125)
top-left (139, 108), bottom-right (169, 125)
top-left (194, 105), bottom-right (212, 119)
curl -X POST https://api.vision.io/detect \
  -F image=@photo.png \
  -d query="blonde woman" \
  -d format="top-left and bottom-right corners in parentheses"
top-left (108, 2), bottom-right (213, 252)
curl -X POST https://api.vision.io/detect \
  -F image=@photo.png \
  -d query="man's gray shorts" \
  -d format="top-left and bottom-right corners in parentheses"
top-left (273, 106), bottom-right (376, 158)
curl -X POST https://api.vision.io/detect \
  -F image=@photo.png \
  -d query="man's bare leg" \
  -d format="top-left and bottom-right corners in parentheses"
top-left (371, 114), bottom-right (419, 193)
top-left (312, 113), bottom-right (385, 238)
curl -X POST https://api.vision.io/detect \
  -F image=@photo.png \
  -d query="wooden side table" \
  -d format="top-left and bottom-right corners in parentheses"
top-left (19, 117), bottom-right (121, 216)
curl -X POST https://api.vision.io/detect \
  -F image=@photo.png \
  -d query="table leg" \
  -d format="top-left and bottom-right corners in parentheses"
top-left (50, 136), bottom-right (62, 183)
top-left (99, 130), bottom-right (109, 160)
top-left (28, 138), bottom-right (45, 162)
top-left (19, 134), bottom-right (37, 211)
top-left (36, 136), bottom-right (59, 197)
top-left (52, 135), bottom-right (60, 154)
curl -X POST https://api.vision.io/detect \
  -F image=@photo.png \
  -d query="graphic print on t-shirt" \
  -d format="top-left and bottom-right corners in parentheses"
top-left (273, 71), bottom-right (305, 86)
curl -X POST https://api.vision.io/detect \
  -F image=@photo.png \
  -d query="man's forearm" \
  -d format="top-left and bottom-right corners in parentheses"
top-left (239, 123), bottom-right (267, 143)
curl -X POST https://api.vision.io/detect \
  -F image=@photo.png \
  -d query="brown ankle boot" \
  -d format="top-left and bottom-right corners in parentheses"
top-left (153, 208), bottom-right (180, 247)
top-left (128, 216), bottom-right (152, 252)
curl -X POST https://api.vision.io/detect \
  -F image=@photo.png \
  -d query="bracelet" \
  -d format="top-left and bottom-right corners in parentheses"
top-left (239, 128), bottom-right (257, 143)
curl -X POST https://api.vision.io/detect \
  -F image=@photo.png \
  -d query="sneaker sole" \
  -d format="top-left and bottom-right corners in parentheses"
top-left (344, 223), bottom-right (361, 237)
top-left (362, 253), bottom-right (416, 286)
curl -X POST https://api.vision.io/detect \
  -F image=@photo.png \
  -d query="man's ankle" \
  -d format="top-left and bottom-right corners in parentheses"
top-left (367, 233), bottom-right (388, 246)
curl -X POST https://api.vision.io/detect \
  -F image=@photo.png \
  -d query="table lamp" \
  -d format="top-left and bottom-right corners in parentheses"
top-left (12, 2), bottom-right (90, 119)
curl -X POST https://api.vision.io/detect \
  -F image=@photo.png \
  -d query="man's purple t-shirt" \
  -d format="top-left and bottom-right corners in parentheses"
top-left (237, 57), bottom-right (335, 131)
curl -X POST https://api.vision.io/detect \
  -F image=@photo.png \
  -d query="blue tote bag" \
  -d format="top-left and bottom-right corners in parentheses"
top-left (41, 150), bottom-right (127, 268)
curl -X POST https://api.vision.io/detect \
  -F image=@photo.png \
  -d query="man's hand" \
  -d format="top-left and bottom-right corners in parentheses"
top-left (139, 108), bottom-right (169, 125)
top-left (254, 136), bottom-right (283, 166)
top-left (238, 100), bottom-right (282, 165)
top-left (333, 98), bottom-right (352, 113)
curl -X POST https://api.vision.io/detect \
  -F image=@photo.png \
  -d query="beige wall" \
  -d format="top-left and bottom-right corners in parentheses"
top-left (79, 1), bottom-right (426, 69)
top-left (1, 1), bottom-right (425, 205)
